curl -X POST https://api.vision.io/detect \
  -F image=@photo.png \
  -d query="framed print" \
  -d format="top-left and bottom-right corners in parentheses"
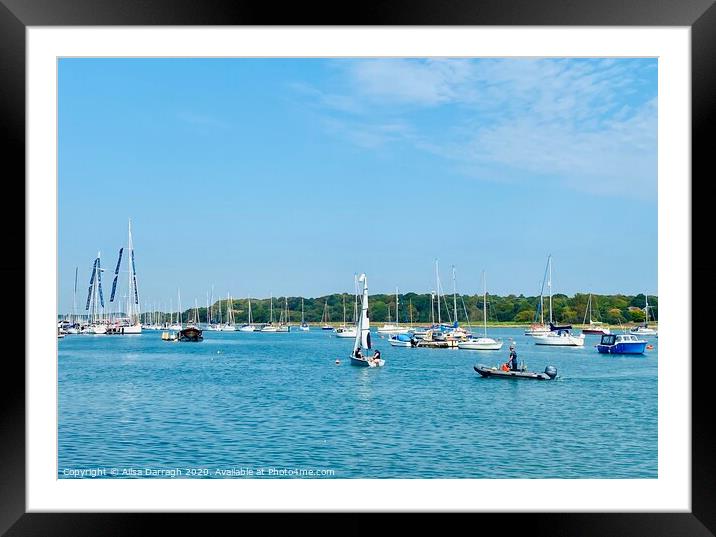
top-left (3, 0), bottom-right (713, 535)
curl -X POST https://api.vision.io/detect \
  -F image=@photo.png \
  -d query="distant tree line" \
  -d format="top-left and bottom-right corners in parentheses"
top-left (141, 293), bottom-right (657, 325)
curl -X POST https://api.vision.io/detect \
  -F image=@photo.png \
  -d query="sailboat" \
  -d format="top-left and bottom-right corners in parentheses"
top-left (276, 297), bottom-right (290, 332)
top-left (219, 292), bottom-right (236, 331)
top-left (320, 300), bottom-right (333, 330)
top-left (260, 293), bottom-right (278, 332)
top-left (629, 294), bottom-right (658, 336)
top-left (108, 219), bottom-right (142, 334)
top-left (239, 294), bottom-right (256, 331)
top-left (525, 259), bottom-right (551, 336)
top-left (299, 298), bottom-right (310, 331)
top-left (581, 294), bottom-right (611, 335)
top-left (350, 273), bottom-right (384, 367)
top-left (65, 267), bottom-right (80, 333)
top-left (458, 271), bottom-right (503, 350)
top-left (335, 290), bottom-right (358, 338)
top-left (85, 251), bottom-right (108, 334)
top-left (532, 255), bottom-right (585, 347)
top-left (377, 287), bottom-right (411, 335)
top-left (168, 290), bottom-right (182, 330)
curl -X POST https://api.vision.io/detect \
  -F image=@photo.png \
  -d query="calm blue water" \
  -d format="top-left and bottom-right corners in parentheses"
top-left (58, 327), bottom-right (657, 478)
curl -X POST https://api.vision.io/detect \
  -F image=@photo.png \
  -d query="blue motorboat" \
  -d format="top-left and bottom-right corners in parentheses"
top-left (596, 333), bottom-right (647, 354)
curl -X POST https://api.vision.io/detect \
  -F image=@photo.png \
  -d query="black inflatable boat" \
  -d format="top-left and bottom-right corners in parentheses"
top-left (474, 364), bottom-right (557, 380)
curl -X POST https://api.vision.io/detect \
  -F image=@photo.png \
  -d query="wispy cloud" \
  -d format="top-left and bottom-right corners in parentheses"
top-left (291, 58), bottom-right (657, 200)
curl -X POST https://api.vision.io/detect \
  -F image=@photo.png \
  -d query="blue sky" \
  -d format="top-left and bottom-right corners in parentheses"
top-left (58, 58), bottom-right (657, 313)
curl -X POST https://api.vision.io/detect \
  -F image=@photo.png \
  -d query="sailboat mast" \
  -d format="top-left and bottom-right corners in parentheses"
top-left (435, 259), bottom-right (441, 325)
top-left (396, 287), bottom-right (400, 327)
top-left (548, 255), bottom-right (553, 324)
top-left (269, 293), bottom-right (273, 324)
top-left (452, 265), bottom-right (457, 325)
top-left (73, 266), bottom-right (78, 324)
top-left (483, 271), bottom-right (488, 337)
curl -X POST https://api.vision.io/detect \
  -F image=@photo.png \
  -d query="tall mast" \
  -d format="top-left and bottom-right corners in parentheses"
top-left (73, 266), bottom-right (78, 324)
top-left (396, 287), bottom-right (400, 327)
top-left (548, 255), bottom-right (553, 324)
top-left (483, 272), bottom-right (487, 337)
top-left (452, 265), bottom-right (457, 325)
top-left (430, 291), bottom-right (435, 325)
top-left (354, 275), bottom-right (358, 323)
top-left (343, 294), bottom-right (346, 326)
top-left (178, 288), bottom-right (182, 326)
top-left (248, 294), bottom-right (252, 324)
top-left (435, 259), bottom-right (441, 325)
top-left (269, 293), bottom-right (273, 324)
top-left (301, 297), bottom-right (304, 323)
top-left (409, 298), bottom-right (413, 327)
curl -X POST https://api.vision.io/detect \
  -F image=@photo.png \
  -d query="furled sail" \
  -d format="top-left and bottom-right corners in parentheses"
top-left (109, 247), bottom-right (123, 302)
top-left (85, 258), bottom-right (97, 310)
top-left (131, 249), bottom-right (139, 305)
top-left (96, 256), bottom-right (105, 308)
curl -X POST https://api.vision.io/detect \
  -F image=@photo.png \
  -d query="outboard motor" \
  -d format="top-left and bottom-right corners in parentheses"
top-left (544, 365), bottom-right (558, 379)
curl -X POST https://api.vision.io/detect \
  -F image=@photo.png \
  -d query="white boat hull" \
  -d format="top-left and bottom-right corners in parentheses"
top-left (629, 327), bottom-right (657, 336)
top-left (335, 329), bottom-right (357, 338)
top-left (388, 338), bottom-right (412, 347)
top-left (260, 326), bottom-right (278, 332)
top-left (533, 333), bottom-right (585, 346)
top-left (458, 338), bottom-right (503, 350)
top-left (239, 325), bottom-right (256, 332)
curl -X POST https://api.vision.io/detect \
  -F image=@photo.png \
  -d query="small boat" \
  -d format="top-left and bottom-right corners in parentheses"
top-left (335, 326), bottom-right (357, 338)
top-left (524, 323), bottom-right (551, 336)
top-left (596, 333), bottom-right (647, 354)
top-left (388, 333), bottom-right (415, 347)
top-left (261, 294), bottom-right (279, 332)
top-left (458, 271), bottom-right (503, 351)
top-left (629, 294), bottom-right (658, 336)
top-left (335, 292), bottom-right (358, 337)
top-left (299, 298), bottom-right (310, 331)
top-left (161, 330), bottom-right (178, 341)
top-left (474, 363), bottom-right (558, 380)
top-left (178, 326), bottom-right (203, 342)
top-left (349, 273), bottom-right (384, 368)
top-left (414, 329), bottom-right (459, 348)
top-left (533, 327), bottom-right (585, 347)
top-left (239, 294), bottom-right (257, 331)
top-left (581, 294), bottom-right (610, 335)
top-left (320, 300), bottom-right (333, 329)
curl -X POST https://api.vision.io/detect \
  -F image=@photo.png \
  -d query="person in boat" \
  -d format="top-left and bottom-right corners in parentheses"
top-left (373, 349), bottom-right (381, 362)
top-left (354, 348), bottom-right (362, 359)
top-left (508, 344), bottom-right (518, 371)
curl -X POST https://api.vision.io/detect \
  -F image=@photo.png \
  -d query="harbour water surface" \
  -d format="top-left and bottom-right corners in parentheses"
top-left (58, 328), bottom-right (657, 478)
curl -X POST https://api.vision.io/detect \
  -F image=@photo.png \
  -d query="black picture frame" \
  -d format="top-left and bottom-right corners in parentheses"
top-left (2, 1), bottom-right (710, 535)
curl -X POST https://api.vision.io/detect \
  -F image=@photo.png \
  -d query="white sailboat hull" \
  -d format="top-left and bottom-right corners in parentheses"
top-left (260, 326), bottom-right (278, 332)
top-left (629, 327), bottom-right (657, 336)
top-left (377, 325), bottom-right (410, 335)
top-left (335, 328), bottom-right (357, 338)
top-left (388, 338), bottom-right (412, 347)
top-left (458, 338), bottom-right (503, 350)
top-left (121, 323), bottom-right (142, 334)
top-left (239, 325), bottom-right (256, 332)
top-left (533, 333), bottom-right (585, 346)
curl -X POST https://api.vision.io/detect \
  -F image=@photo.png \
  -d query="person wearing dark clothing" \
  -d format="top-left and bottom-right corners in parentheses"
top-left (508, 344), bottom-right (518, 371)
